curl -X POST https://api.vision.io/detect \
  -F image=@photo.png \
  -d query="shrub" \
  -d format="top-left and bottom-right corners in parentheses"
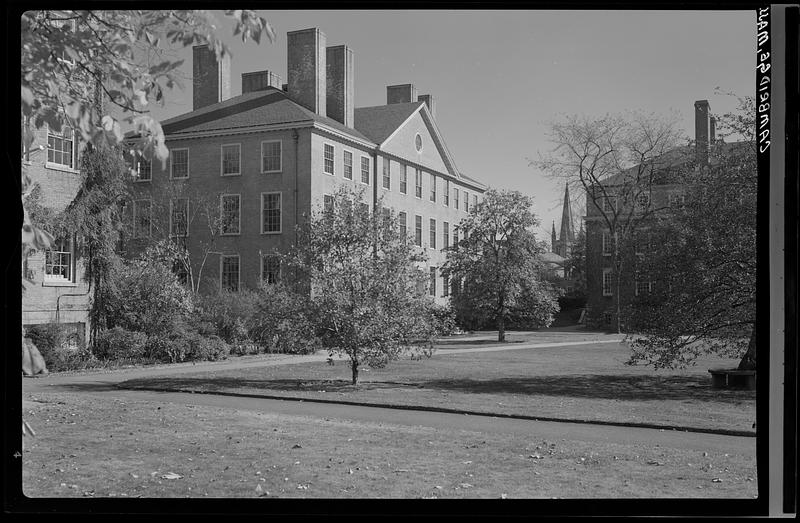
top-left (430, 303), bottom-right (458, 336)
top-left (24, 323), bottom-right (94, 372)
top-left (249, 283), bottom-right (318, 354)
top-left (186, 334), bottom-right (231, 362)
top-left (195, 290), bottom-right (259, 345)
top-left (92, 327), bottom-right (148, 360)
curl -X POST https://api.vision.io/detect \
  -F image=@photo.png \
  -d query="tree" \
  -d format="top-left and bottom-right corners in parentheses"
top-left (281, 187), bottom-right (438, 385)
top-left (444, 189), bottom-right (560, 342)
top-left (624, 95), bottom-right (757, 370)
top-left (536, 112), bottom-right (684, 333)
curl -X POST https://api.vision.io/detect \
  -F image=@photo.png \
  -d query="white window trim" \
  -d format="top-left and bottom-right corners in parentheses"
top-left (414, 215), bottom-right (423, 247)
top-left (220, 193), bottom-right (242, 236)
top-left (133, 199), bottom-right (153, 239)
top-left (415, 169), bottom-right (423, 200)
top-left (261, 254), bottom-right (281, 284)
top-left (415, 132), bottom-right (424, 153)
top-left (464, 190), bottom-right (469, 212)
top-left (400, 165), bottom-right (408, 195)
top-left (220, 143), bottom-right (242, 177)
top-left (382, 157), bottom-right (391, 191)
top-left (169, 198), bottom-right (189, 238)
top-left (134, 158), bottom-right (152, 183)
top-left (430, 173), bottom-right (437, 202)
top-left (602, 268), bottom-right (613, 297)
top-left (443, 179), bottom-right (450, 207)
top-left (343, 150), bottom-right (354, 180)
top-left (429, 266), bottom-right (437, 297)
top-left (42, 237), bottom-right (76, 287)
top-left (398, 211), bottom-right (408, 236)
top-left (260, 192), bottom-right (282, 235)
top-left (429, 218), bottom-right (437, 250)
top-left (170, 148), bottom-right (190, 179)
top-left (219, 254), bottom-right (241, 293)
top-left (454, 188), bottom-right (460, 210)
top-left (634, 279), bottom-right (652, 297)
top-left (323, 142), bottom-right (335, 176)
top-left (602, 230), bottom-right (613, 257)
top-left (261, 140), bottom-right (283, 174)
top-left (360, 156), bottom-right (370, 185)
top-left (45, 125), bottom-right (79, 173)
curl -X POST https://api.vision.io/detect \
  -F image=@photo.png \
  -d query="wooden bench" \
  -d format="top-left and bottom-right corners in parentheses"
top-left (708, 368), bottom-right (756, 390)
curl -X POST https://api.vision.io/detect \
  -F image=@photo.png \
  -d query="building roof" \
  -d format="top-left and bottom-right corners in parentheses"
top-left (541, 251), bottom-right (566, 265)
top-left (353, 102), bottom-right (424, 144)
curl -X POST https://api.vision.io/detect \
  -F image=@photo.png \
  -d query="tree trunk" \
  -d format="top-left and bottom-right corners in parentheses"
top-left (498, 315), bottom-right (506, 342)
top-left (737, 327), bottom-right (757, 370)
top-left (351, 359), bottom-right (359, 385)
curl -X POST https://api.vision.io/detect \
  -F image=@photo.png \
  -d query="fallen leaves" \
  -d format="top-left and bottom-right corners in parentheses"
top-left (161, 472), bottom-right (183, 480)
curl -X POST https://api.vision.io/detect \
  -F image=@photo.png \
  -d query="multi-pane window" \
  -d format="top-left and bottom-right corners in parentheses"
top-left (170, 198), bottom-right (189, 237)
top-left (473, 194), bottom-right (478, 210)
top-left (398, 211), bottom-right (407, 238)
top-left (442, 270), bottom-right (450, 297)
top-left (602, 230), bottom-right (614, 256)
top-left (443, 222), bottom-right (450, 249)
top-left (415, 215), bottom-right (423, 247)
top-left (262, 254), bottom-right (280, 285)
top-left (635, 279), bottom-right (652, 297)
top-left (220, 194), bottom-right (241, 235)
top-left (323, 143), bottom-right (335, 175)
top-left (261, 193), bottom-right (281, 233)
top-left (429, 174), bottom-right (436, 202)
top-left (381, 157), bottom-right (391, 189)
top-left (136, 158), bottom-right (152, 181)
top-left (415, 169), bottom-right (423, 198)
top-left (633, 231), bottom-right (649, 256)
top-left (133, 199), bottom-right (152, 239)
top-left (47, 127), bottom-right (75, 169)
top-left (444, 180), bottom-right (450, 206)
top-left (453, 227), bottom-right (459, 250)
top-left (381, 206), bottom-right (391, 226)
top-left (454, 188), bottom-right (460, 210)
top-left (602, 195), bottom-right (616, 213)
top-left (221, 144), bottom-right (241, 175)
top-left (429, 218), bottom-right (436, 249)
top-left (400, 165), bottom-right (408, 194)
top-left (360, 156), bottom-right (370, 184)
top-left (262, 141), bottom-right (282, 173)
top-left (220, 255), bottom-right (240, 292)
top-left (602, 268), bottom-right (613, 296)
top-left (343, 150), bottom-right (353, 180)
top-left (464, 191), bottom-right (469, 212)
top-left (170, 148), bottom-right (189, 179)
top-left (429, 267), bottom-right (437, 297)
top-left (44, 237), bottom-right (73, 281)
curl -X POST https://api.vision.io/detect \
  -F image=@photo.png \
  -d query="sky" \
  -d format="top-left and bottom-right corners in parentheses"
top-left (149, 10), bottom-right (756, 243)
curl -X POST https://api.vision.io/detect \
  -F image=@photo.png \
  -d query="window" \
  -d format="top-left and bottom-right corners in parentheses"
top-left (415, 133), bottom-right (423, 152)
top-left (442, 271), bottom-right (450, 297)
top-left (262, 141), bottom-right (282, 173)
top-left (473, 194), bottom-right (478, 210)
top-left (360, 156), bottom-right (370, 184)
top-left (602, 195), bottom-right (616, 213)
top-left (415, 215), bottom-right (423, 246)
top-left (170, 198), bottom-right (189, 237)
top-left (400, 165), bottom-right (408, 194)
top-left (135, 158), bottom-right (151, 181)
top-left (443, 222), bottom-right (450, 249)
top-left (464, 191), bottom-right (469, 212)
top-left (398, 211), bottom-right (407, 238)
top-left (453, 227), bottom-right (459, 251)
top-left (381, 206), bottom-right (391, 226)
top-left (220, 194), bottom-right (241, 235)
top-left (47, 127), bottom-right (75, 169)
top-left (454, 188), bottom-right (460, 210)
top-left (343, 150), bottom-right (353, 180)
top-left (133, 199), bottom-right (152, 239)
top-left (382, 158), bottom-right (391, 189)
top-left (635, 192), bottom-right (650, 212)
top-left (261, 192), bottom-right (282, 234)
top-left (323, 143), bottom-right (335, 175)
top-left (170, 148), bottom-right (189, 179)
top-left (602, 268), bottom-right (613, 296)
top-left (44, 237), bottom-right (73, 282)
top-left (429, 219), bottom-right (437, 249)
top-left (633, 231), bottom-right (649, 256)
top-left (430, 174), bottom-right (436, 202)
top-left (221, 144), bottom-right (241, 176)
top-left (415, 169), bottom-right (423, 198)
top-left (429, 267), bottom-right (437, 297)
top-left (602, 230), bottom-right (614, 256)
top-left (262, 255), bottom-right (280, 284)
top-left (444, 180), bottom-right (450, 206)
top-left (323, 194), bottom-right (335, 223)
top-left (220, 255), bottom-right (240, 292)
top-left (635, 279), bottom-right (652, 297)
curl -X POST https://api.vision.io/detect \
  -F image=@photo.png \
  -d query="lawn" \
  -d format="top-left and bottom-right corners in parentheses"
top-left (21, 392), bottom-right (757, 499)
top-left (121, 341), bottom-right (756, 434)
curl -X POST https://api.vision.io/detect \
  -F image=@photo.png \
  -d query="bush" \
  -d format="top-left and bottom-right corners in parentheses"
top-left (186, 334), bottom-right (231, 362)
top-left (430, 303), bottom-right (458, 336)
top-left (92, 327), bottom-right (148, 360)
top-left (249, 283), bottom-right (318, 354)
top-left (24, 323), bottom-right (94, 372)
top-left (195, 290), bottom-right (260, 345)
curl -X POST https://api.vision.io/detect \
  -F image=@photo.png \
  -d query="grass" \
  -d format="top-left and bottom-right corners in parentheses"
top-left (121, 342), bottom-right (756, 433)
top-left (21, 392), bottom-right (757, 499)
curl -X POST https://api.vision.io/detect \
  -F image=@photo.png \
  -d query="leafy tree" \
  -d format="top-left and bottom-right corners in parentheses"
top-left (536, 112), bottom-right (684, 333)
top-left (281, 187), bottom-right (438, 385)
top-left (444, 189), bottom-right (560, 341)
top-left (624, 95), bottom-right (757, 370)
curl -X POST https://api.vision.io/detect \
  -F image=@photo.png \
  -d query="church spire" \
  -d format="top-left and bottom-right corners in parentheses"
top-left (551, 221), bottom-right (557, 252)
top-left (558, 183), bottom-right (575, 255)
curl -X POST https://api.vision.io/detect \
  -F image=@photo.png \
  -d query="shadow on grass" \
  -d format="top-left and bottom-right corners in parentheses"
top-left (121, 374), bottom-right (755, 402)
top-left (435, 339), bottom-right (524, 347)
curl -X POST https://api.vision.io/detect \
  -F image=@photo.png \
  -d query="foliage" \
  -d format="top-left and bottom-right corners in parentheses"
top-left (24, 323), bottom-right (96, 372)
top-left (536, 112), bottom-right (684, 332)
top-left (280, 187), bottom-right (438, 384)
top-left (185, 333), bottom-right (231, 362)
top-left (248, 283), bottom-right (320, 354)
top-left (92, 327), bottom-right (148, 360)
top-left (430, 303), bottom-right (459, 336)
top-left (625, 95), bottom-right (757, 369)
top-left (444, 189), bottom-right (561, 340)
top-left (195, 290), bottom-right (259, 345)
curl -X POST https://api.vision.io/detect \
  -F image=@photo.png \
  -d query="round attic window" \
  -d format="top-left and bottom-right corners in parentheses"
top-left (415, 133), bottom-right (423, 152)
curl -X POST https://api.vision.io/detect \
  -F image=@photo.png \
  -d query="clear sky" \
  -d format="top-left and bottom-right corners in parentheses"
top-left (149, 9), bottom-right (756, 242)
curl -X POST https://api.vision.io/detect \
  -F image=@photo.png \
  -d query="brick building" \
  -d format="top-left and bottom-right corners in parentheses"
top-left (125, 27), bottom-right (486, 302)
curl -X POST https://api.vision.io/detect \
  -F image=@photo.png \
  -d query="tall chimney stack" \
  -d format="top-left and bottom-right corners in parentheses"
top-left (287, 28), bottom-right (327, 115)
top-left (418, 94), bottom-right (435, 117)
top-left (387, 84), bottom-right (417, 105)
top-left (326, 45), bottom-right (355, 127)
top-left (193, 45), bottom-right (231, 111)
top-left (694, 100), bottom-right (710, 166)
top-left (242, 71), bottom-right (282, 94)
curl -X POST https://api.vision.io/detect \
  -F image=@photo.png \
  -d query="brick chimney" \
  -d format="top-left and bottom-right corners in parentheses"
top-left (326, 45), bottom-right (354, 127)
top-left (418, 94), bottom-right (435, 117)
top-left (694, 100), bottom-right (710, 166)
top-left (193, 45), bottom-right (231, 111)
top-left (287, 28), bottom-right (327, 115)
top-left (387, 84), bottom-right (417, 104)
top-left (242, 71), bottom-right (282, 94)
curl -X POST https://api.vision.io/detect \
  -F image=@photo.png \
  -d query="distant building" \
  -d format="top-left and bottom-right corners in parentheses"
top-left (124, 28), bottom-right (486, 303)
top-left (543, 183), bottom-right (578, 293)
